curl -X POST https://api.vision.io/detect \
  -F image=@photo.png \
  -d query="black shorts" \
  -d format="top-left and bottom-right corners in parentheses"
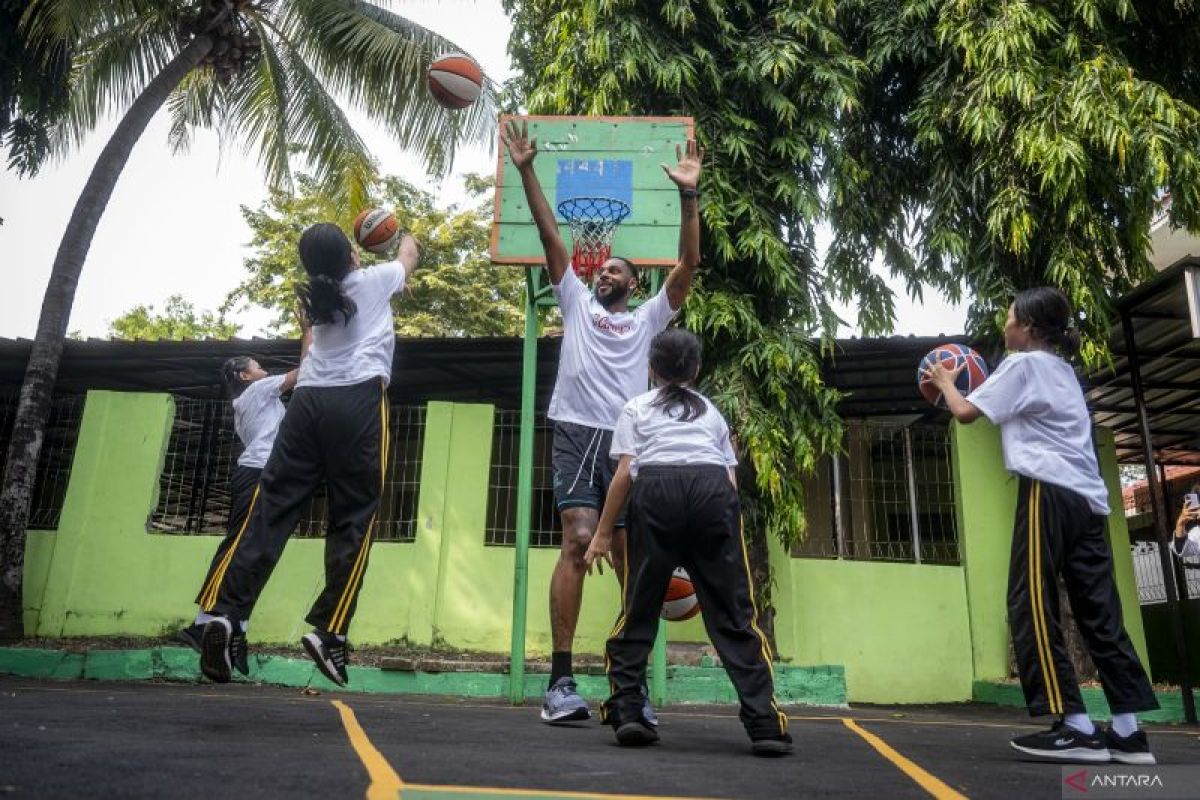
top-left (551, 420), bottom-right (621, 520)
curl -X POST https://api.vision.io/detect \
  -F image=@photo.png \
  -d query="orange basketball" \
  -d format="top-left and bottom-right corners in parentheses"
top-left (661, 567), bottom-right (700, 622)
top-left (353, 208), bottom-right (400, 254)
top-left (427, 52), bottom-right (483, 110)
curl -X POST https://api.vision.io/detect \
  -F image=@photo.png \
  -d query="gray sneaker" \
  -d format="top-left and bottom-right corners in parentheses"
top-left (541, 676), bottom-right (591, 724)
top-left (641, 685), bottom-right (659, 727)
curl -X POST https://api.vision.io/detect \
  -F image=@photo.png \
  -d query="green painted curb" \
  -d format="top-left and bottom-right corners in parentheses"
top-left (972, 681), bottom-right (1187, 724)
top-left (0, 646), bottom-right (847, 707)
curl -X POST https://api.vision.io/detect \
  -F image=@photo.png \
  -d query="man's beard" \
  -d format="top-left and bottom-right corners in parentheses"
top-left (595, 282), bottom-right (631, 309)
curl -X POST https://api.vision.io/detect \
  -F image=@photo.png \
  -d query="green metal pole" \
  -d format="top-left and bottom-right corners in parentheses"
top-left (508, 271), bottom-right (540, 704)
top-left (649, 266), bottom-right (670, 707)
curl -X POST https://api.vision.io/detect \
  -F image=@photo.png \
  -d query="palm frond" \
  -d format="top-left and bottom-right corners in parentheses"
top-left (46, 10), bottom-right (178, 157)
top-left (275, 41), bottom-right (377, 214)
top-left (21, 0), bottom-right (166, 42)
top-left (166, 68), bottom-right (219, 154)
top-left (278, 0), bottom-right (498, 177)
top-left (223, 17), bottom-right (294, 194)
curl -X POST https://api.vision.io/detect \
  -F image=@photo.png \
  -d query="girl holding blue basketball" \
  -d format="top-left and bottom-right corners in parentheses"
top-left (926, 287), bottom-right (1158, 766)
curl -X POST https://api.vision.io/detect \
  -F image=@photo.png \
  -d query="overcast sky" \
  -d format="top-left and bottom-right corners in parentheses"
top-left (0, 0), bottom-right (964, 341)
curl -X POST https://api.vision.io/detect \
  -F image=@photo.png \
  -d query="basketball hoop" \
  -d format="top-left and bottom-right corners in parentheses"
top-left (556, 196), bottom-right (631, 280)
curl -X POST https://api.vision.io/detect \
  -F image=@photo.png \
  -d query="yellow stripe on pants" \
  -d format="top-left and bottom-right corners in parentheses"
top-left (328, 384), bottom-right (389, 635)
top-left (200, 485), bottom-right (260, 611)
top-left (1029, 481), bottom-right (1063, 714)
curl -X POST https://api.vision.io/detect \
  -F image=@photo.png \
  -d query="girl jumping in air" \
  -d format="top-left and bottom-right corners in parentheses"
top-left (180, 317), bottom-right (311, 673)
top-left (927, 287), bottom-right (1158, 765)
top-left (199, 222), bottom-right (418, 687)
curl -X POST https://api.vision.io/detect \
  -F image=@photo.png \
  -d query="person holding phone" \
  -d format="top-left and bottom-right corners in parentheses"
top-left (1172, 489), bottom-right (1200, 558)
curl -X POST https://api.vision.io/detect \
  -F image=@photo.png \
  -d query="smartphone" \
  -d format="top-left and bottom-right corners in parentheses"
top-left (1186, 493), bottom-right (1200, 510)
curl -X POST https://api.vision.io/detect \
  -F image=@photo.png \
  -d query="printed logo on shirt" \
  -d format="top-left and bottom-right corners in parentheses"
top-left (592, 314), bottom-right (634, 335)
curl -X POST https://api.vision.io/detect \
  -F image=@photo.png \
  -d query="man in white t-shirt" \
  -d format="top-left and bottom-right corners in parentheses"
top-left (500, 119), bottom-right (703, 724)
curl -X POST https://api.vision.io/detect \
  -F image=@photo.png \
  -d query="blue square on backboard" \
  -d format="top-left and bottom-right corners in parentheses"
top-left (555, 159), bottom-right (634, 213)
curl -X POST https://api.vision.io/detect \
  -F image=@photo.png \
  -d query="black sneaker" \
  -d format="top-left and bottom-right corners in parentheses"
top-left (751, 732), bottom-right (794, 757)
top-left (230, 628), bottom-right (250, 677)
top-left (615, 720), bottom-right (659, 747)
top-left (1104, 727), bottom-right (1156, 765)
top-left (174, 623), bottom-right (204, 654)
top-left (302, 630), bottom-right (349, 687)
top-left (199, 618), bottom-right (233, 684)
top-left (1010, 721), bottom-right (1110, 762)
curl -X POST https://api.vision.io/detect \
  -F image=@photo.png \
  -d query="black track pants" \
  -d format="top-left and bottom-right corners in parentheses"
top-left (194, 464), bottom-right (262, 607)
top-left (603, 464), bottom-right (788, 739)
top-left (1009, 477), bottom-right (1158, 716)
top-left (203, 378), bottom-right (389, 636)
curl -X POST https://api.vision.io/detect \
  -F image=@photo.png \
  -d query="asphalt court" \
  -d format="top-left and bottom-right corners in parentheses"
top-left (2, 676), bottom-right (1198, 799)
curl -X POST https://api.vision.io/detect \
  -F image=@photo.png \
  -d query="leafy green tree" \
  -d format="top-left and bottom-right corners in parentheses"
top-left (0, 0), bottom-right (71, 176)
top-left (828, 0), bottom-right (1200, 358)
top-left (108, 295), bottom-right (240, 340)
top-left (0, 0), bottom-right (498, 641)
top-left (225, 172), bottom-right (525, 337)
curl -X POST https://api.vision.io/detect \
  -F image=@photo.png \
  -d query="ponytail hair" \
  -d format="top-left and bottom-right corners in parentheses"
top-left (1012, 286), bottom-right (1081, 357)
top-left (297, 222), bottom-right (357, 326)
top-left (221, 356), bottom-right (254, 399)
top-left (648, 328), bottom-right (706, 422)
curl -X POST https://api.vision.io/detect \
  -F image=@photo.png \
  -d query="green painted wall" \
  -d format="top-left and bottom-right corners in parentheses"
top-left (952, 420), bottom-right (1018, 682)
top-left (28, 389), bottom-right (1150, 707)
top-left (770, 529), bottom-right (974, 703)
top-left (1095, 427), bottom-right (1152, 669)
top-left (20, 392), bottom-right (707, 654)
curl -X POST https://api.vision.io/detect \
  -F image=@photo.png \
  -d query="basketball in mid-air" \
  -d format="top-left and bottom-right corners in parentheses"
top-left (353, 209), bottom-right (400, 254)
top-left (427, 52), bottom-right (483, 110)
top-left (661, 567), bottom-right (701, 622)
top-left (917, 343), bottom-right (989, 408)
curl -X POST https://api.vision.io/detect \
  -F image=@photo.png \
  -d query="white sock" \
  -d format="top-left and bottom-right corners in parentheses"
top-left (1065, 713), bottom-right (1095, 735)
top-left (1112, 713), bottom-right (1138, 737)
top-left (194, 612), bottom-right (216, 625)
top-left (239, 619), bottom-right (249, 633)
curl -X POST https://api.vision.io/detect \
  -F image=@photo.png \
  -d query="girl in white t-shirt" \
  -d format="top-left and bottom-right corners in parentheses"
top-left (584, 328), bottom-right (791, 757)
top-left (199, 222), bottom-right (418, 687)
top-left (178, 316), bottom-right (311, 670)
top-left (927, 287), bottom-right (1157, 765)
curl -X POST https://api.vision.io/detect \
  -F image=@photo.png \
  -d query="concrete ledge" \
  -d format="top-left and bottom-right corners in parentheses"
top-left (0, 646), bottom-right (847, 706)
top-left (972, 680), bottom-right (1188, 724)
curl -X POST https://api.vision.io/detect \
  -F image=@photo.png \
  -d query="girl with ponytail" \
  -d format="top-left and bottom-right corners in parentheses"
top-left (199, 220), bottom-right (420, 690)
top-left (584, 327), bottom-right (792, 756)
top-left (179, 313), bottom-right (311, 664)
top-left (926, 286), bottom-right (1158, 765)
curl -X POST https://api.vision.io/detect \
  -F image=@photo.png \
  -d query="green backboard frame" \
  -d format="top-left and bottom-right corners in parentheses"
top-left (490, 115), bottom-right (695, 268)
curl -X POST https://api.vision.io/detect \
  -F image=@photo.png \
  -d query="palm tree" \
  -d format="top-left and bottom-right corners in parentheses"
top-left (0, 0), bottom-right (497, 641)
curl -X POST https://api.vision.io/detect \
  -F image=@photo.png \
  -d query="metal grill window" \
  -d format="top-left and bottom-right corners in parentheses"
top-left (151, 396), bottom-right (423, 542)
top-left (792, 422), bottom-right (960, 565)
top-left (486, 409), bottom-right (560, 547)
top-left (0, 393), bottom-right (86, 530)
top-left (1131, 541), bottom-right (1200, 605)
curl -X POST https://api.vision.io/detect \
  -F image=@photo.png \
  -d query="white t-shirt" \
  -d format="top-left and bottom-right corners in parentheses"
top-left (967, 350), bottom-right (1110, 514)
top-left (297, 260), bottom-right (408, 388)
top-left (610, 388), bottom-right (737, 477)
top-left (233, 374), bottom-right (288, 469)
top-left (548, 268), bottom-right (677, 430)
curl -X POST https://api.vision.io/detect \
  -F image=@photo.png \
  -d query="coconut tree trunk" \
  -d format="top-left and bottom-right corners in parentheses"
top-left (0, 35), bottom-right (214, 643)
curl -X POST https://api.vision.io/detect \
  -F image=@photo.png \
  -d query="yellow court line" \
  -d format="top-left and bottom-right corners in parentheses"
top-left (403, 783), bottom-right (708, 800)
top-left (842, 718), bottom-right (968, 800)
top-left (332, 699), bottom-right (404, 800)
